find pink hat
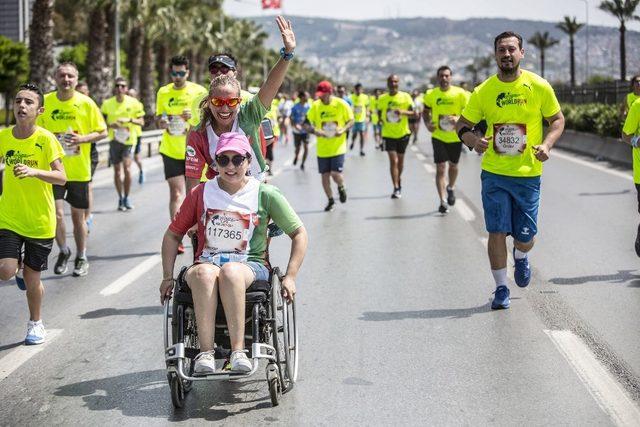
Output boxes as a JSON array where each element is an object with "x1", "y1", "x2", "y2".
[{"x1": 215, "y1": 132, "x2": 251, "y2": 156}]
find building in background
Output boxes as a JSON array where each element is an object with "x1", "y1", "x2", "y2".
[{"x1": 0, "y1": 0, "x2": 34, "y2": 43}]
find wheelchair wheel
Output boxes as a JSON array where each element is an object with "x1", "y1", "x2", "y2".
[
  {"x1": 270, "y1": 269, "x2": 298, "y2": 392},
  {"x1": 169, "y1": 373, "x2": 185, "y2": 409},
  {"x1": 171, "y1": 303, "x2": 197, "y2": 393}
]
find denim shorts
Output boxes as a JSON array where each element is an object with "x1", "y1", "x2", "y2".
[
  {"x1": 481, "y1": 170, "x2": 541, "y2": 243},
  {"x1": 317, "y1": 154, "x2": 345, "y2": 174},
  {"x1": 196, "y1": 258, "x2": 270, "y2": 282},
  {"x1": 352, "y1": 122, "x2": 366, "y2": 132}
]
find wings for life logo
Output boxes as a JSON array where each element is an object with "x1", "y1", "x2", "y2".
[
  {"x1": 436, "y1": 97, "x2": 454, "y2": 106},
  {"x1": 496, "y1": 92, "x2": 527, "y2": 108},
  {"x1": 51, "y1": 109, "x2": 76, "y2": 121},
  {"x1": 4, "y1": 150, "x2": 37, "y2": 167},
  {"x1": 168, "y1": 97, "x2": 188, "y2": 108}
]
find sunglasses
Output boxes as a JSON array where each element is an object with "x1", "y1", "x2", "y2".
[
  {"x1": 215, "y1": 154, "x2": 247, "y2": 167},
  {"x1": 210, "y1": 97, "x2": 242, "y2": 108},
  {"x1": 210, "y1": 64, "x2": 233, "y2": 74},
  {"x1": 170, "y1": 71, "x2": 187, "y2": 77},
  {"x1": 115, "y1": 84, "x2": 127, "y2": 88}
]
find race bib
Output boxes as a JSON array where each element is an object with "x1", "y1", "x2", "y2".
[
  {"x1": 493, "y1": 124, "x2": 527, "y2": 156},
  {"x1": 386, "y1": 110, "x2": 400, "y2": 123},
  {"x1": 438, "y1": 115, "x2": 457, "y2": 132},
  {"x1": 354, "y1": 106, "x2": 363, "y2": 115},
  {"x1": 204, "y1": 209, "x2": 250, "y2": 254},
  {"x1": 321, "y1": 121, "x2": 338, "y2": 138},
  {"x1": 56, "y1": 133, "x2": 80, "y2": 156},
  {"x1": 168, "y1": 116, "x2": 186, "y2": 136},
  {"x1": 114, "y1": 127, "x2": 130, "y2": 144}
]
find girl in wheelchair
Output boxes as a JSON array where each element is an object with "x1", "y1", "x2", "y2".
[{"x1": 160, "y1": 132, "x2": 307, "y2": 374}]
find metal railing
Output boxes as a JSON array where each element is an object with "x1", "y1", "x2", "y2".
[{"x1": 555, "y1": 81, "x2": 632, "y2": 105}]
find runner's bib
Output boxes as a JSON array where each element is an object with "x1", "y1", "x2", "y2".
[
  {"x1": 386, "y1": 110, "x2": 400, "y2": 123},
  {"x1": 322, "y1": 121, "x2": 338, "y2": 137},
  {"x1": 438, "y1": 115, "x2": 457, "y2": 132},
  {"x1": 354, "y1": 106, "x2": 363, "y2": 115},
  {"x1": 204, "y1": 209, "x2": 250, "y2": 258},
  {"x1": 56, "y1": 133, "x2": 80, "y2": 156},
  {"x1": 493, "y1": 124, "x2": 527, "y2": 156},
  {"x1": 114, "y1": 127, "x2": 130, "y2": 144},
  {"x1": 168, "y1": 115, "x2": 186, "y2": 136}
]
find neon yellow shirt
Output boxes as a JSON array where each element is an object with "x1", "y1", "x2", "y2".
[
  {"x1": 461, "y1": 70, "x2": 561, "y2": 177},
  {"x1": 37, "y1": 91, "x2": 106, "y2": 182},
  {"x1": 377, "y1": 91, "x2": 413, "y2": 139},
  {"x1": 0, "y1": 127, "x2": 64, "y2": 239},
  {"x1": 156, "y1": 81, "x2": 208, "y2": 160},
  {"x1": 100, "y1": 95, "x2": 145, "y2": 146},
  {"x1": 267, "y1": 99, "x2": 281, "y2": 137},
  {"x1": 306, "y1": 97, "x2": 354, "y2": 158},
  {"x1": 622, "y1": 99, "x2": 640, "y2": 184},
  {"x1": 423, "y1": 86, "x2": 470, "y2": 143},
  {"x1": 350, "y1": 93, "x2": 369, "y2": 123},
  {"x1": 627, "y1": 92, "x2": 640, "y2": 110},
  {"x1": 369, "y1": 95, "x2": 379, "y2": 124}
]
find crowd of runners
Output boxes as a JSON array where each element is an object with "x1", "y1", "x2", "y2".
[{"x1": 1, "y1": 16, "x2": 639, "y2": 356}]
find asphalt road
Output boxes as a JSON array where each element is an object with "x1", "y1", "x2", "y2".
[{"x1": 0, "y1": 128, "x2": 638, "y2": 426}]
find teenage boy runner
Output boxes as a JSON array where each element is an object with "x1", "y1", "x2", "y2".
[{"x1": 349, "y1": 83, "x2": 369, "y2": 156}]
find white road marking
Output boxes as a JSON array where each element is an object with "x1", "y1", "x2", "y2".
[
  {"x1": 100, "y1": 254, "x2": 161, "y2": 296},
  {"x1": 553, "y1": 151, "x2": 633, "y2": 182},
  {"x1": 545, "y1": 330, "x2": 640, "y2": 426},
  {"x1": 0, "y1": 329, "x2": 63, "y2": 381},
  {"x1": 422, "y1": 163, "x2": 436, "y2": 174},
  {"x1": 455, "y1": 198, "x2": 476, "y2": 222},
  {"x1": 415, "y1": 153, "x2": 426, "y2": 161}
]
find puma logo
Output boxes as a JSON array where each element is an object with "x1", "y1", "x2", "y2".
[{"x1": 35, "y1": 143, "x2": 43, "y2": 150}]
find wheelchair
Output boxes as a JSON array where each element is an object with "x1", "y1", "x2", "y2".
[{"x1": 163, "y1": 232, "x2": 298, "y2": 409}]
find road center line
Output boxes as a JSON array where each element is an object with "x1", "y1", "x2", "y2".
[
  {"x1": 422, "y1": 163, "x2": 435, "y2": 174},
  {"x1": 553, "y1": 151, "x2": 632, "y2": 182},
  {"x1": 544, "y1": 329, "x2": 640, "y2": 426},
  {"x1": 0, "y1": 329, "x2": 63, "y2": 382},
  {"x1": 100, "y1": 254, "x2": 161, "y2": 296},
  {"x1": 455, "y1": 199, "x2": 475, "y2": 222}
]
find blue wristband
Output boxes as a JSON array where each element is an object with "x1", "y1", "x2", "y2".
[{"x1": 280, "y1": 47, "x2": 294, "y2": 61}]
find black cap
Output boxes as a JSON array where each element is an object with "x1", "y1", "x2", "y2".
[{"x1": 208, "y1": 55, "x2": 237, "y2": 70}]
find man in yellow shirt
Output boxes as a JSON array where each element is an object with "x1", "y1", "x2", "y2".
[
  {"x1": 423, "y1": 65, "x2": 470, "y2": 213},
  {"x1": 37, "y1": 62, "x2": 107, "y2": 277},
  {"x1": 370, "y1": 88, "x2": 383, "y2": 149},
  {"x1": 156, "y1": 55, "x2": 207, "y2": 253},
  {"x1": 306, "y1": 80, "x2": 354, "y2": 212},
  {"x1": 378, "y1": 74, "x2": 414, "y2": 199},
  {"x1": 349, "y1": 83, "x2": 369, "y2": 156},
  {"x1": 621, "y1": 98, "x2": 640, "y2": 257},
  {"x1": 101, "y1": 77, "x2": 145, "y2": 211},
  {"x1": 456, "y1": 32, "x2": 565, "y2": 309},
  {"x1": 0, "y1": 84, "x2": 66, "y2": 344},
  {"x1": 621, "y1": 75, "x2": 640, "y2": 118}
]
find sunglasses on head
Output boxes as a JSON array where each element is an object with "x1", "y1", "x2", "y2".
[
  {"x1": 210, "y1": 64, "x2": 233, "y2": 74},
  {"x1": 215, "y1": 154, "x2": 247, "y2": 167},
  {"x1": 210, "y1": 97, "x2": 242, "y2": 108},
  {"x1": 171, "y1": 71, "x2": 187, "y2": 77}
]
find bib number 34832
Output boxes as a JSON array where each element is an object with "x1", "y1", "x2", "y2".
[
  {"x1": 205, "y1": 209, "x2": 250, "y2": 254},
  {"x1": 493, "y1": 123, "x2": 527, "y2": 156}
]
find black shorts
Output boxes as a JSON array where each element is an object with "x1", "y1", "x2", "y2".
[
  {"x1": 162, "y1": 154, "x2": 185, "y2": 180},
  {"x1": 0, "y1": 229, "x2": 54, "y2": 272},
  {"x1": 317, "y1": 154, "x2": 345, "y2": 174},
  {"x1": 383, "y1": 135, "x2": 410, "y2": 154},
  {"x1": 134, "y1": 136, "x2": 142, "y2": 155},
  {"x1": 293, "y1": 133, "x2": 309, "y2": 148},
  {"x1": 636, "y1": 184, "x2": 640, "y2": 214},
  {"x1": 109, "y1": 140, "x2": 133, "y2": 164},
  {"x1": 90, "y1": 143, "x2": 99, "y2": 180},
  {"x1": 266, "y1": 144, "x2": 274, "y2": 161},
  {"x1": 53, "y1": 181, "x2": 90, "y2": 209},
  {"x1": 432, "y1": 138, "x2": 462, "y2": 164}
]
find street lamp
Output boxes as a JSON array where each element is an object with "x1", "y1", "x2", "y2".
[
  {"x1": 578, "y1": 0, "x2": 589, "y2": 83},
  {"x1": 115, "y1": 0, "x2": 121, "y2": 77}
]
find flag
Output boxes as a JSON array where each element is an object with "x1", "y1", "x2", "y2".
[{"x1": 261, "y1": 0, "x2": 281, "y2": 9}]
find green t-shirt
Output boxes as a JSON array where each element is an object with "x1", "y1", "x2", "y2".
[
  {"x1": 350, "y1": 93, "x2": 369, "y2": 123},
  {"x1": 0, "y1": 126, "x2": 64, "y2": 239},
  {"x1": 36, "y1": 91, "x2": 107, "y2": 182},
  {"x1": 377, "y1": 91, "x2": 413, "y2": 139},
  {"x1": 306, "y1": 97, "x2": 354, "y2": 158},
  {"x1": 461, "y1": 70, "x2": 561, "y2": 177},
  {"x1": 622, "y1": 99, "x2": 640, "y2": 184},
  {"x1": 100, "y1": 95, "x2": 145, "y2": 146},
  {"x1": 156, "y1": 81, "x2": 208, "y2": 160},
  {"x1": 423, "y1": 86, "x2": 470, "y2": 143}
]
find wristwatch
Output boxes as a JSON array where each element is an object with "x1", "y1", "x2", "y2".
[{"x1": 280, "y1": 47, "x2": 294, "y2": 61}]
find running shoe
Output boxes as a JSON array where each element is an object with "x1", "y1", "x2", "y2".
[
  {"x1": 230, "y1": 350, "x2": 252, "y2": 373},
  {"x1": 177, "y1": 243, "x2": 185, "y2": 255},
  {"x1": 491, "y1": 285, "x2": 510, "y2": 310},
  {"x1": 300, "y1": 163, "x2": 305, "y2": 171},
  {"x1": 193, "y1": 350, "x2": 216, "y2": 375},
  {"x1": 439, "y1": 203, "x2": 449, "y2": 214},
  {"x1": 338, "y1": 185, "x2": 347, "y2": 203},
  {"x1": 25, "y1": 320, "x2": 46, "y2": 345},
  {"x1": 72, "y1": 257, "x2": 89, "y2": 277},
  {"x1": 118, "y1": 198, "x2": 126, "y2": 211},
  {"x1": 360, "y1": 151, "x2": 365, "y2": 156},
  {"x1": 293, "y1": 157, "x2": 298, "y2": 166},
  {"x1": 635, "y1": 223, "x2": 640, "y2": 258},
  {"x1": 446, "y1": 186, "x2": 456, "y2": 206},
  {"x1": 513, "y1": 248, "x2": 531, "y2": 288},
  {"x1": 349, "y1": 142, "x2": 355, "y2": 150},
  {"x1": 54, "y1": 249, "x2": 71, "y2": 275},
  {"x1": 138, "y1": 170, "x2": 145, "y2": 184},
  {"x1": 15, "y1": 267, "x2": 26, "y2": 291},
  {"x1": 391, "y1": 188, "x2": 401, "y2": 199},
  {"x1": 123, "y1": 197, "x2": 134, "y2": 210},
  {"x1": 324, "y1": 198, "x2": 335, "y2": 212}
]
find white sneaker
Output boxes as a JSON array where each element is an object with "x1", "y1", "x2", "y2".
[
  {"x1": 193, "y1": 350, "x2": 216, "y2": 375},
  {"x1": 230, "y1": 350, "x2": 252, "y2": 372},
  {"x1": 25, "y1": 320, "x2": 46, "y2": 345}
]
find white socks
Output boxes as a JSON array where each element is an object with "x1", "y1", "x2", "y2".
[
  {"x1": 491, "y1": 268, "x2": 508, "y2": 288},
  {"x1": 514, "y1": 248, "x2": 527, "y2": 259}
]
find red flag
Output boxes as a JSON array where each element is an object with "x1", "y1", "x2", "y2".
[{"x1": 261, "y1": 0, "x2": 281, "y2": 9}]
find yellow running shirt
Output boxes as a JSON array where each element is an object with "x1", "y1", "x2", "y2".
[
  {"x1": 627, "y1": 92, "x2": 639, "y2": 110},
  {"x1": 369, "y1": 95, "x2": 379, "y2": 124},
  {"x1": 267, "y1": 99, "x2": 281, "y2": 138},
  {"x1": 306, "y1": 97, "x2": 354, "y2": 158},
  {"x1": 0, "y1": 127, "x2": 64, "y2": 239},
  {"x1": 622, "y1": 99, "x2": 640, "y2": 184},
  {"x1": 461, "y1": 70, "x2": 561, "y2": 177},
  {"x1": 350, "y1": 93, "x2": 369, "y2": 123},
  {"x1": 100, "y1": 95, "x2": 145, "y2": 146},
  {"x1": 423, "y1": 86, "x2": 470, "y2": 143},
  {"x1": 156, "y1": 81, "x2": 208, "y2": 160},
  {"x1": 377, "y1": 91, "x2": 413, "y2": 139},
  {"x1": 36, "y1": 91, "x2": 106, "y2": 182}
]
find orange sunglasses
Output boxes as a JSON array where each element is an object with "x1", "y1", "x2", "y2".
[{"x1": 210, "y1": 97, "x2": 242, "y2": 108}]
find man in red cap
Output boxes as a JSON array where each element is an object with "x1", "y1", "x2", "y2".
[{"x1": 305, "y1": 81, "x2": 354, "y2": 211}]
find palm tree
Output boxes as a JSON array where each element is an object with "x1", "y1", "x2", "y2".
[
  {"x1": 557, "y1": 16, "x2": 584, "y2": 86},
  {"x1": 29, "y1": 0, "x2": 55, "y2": 91},
  {"x1": 528, "y1": 31, "x2": 560, "y2": 78},
  {"x1": 465, "y1": 63, "x2": 479, "y2": 85},
  {"x1": 599, "y1": 0, "x2": 640, "y2": 81}
]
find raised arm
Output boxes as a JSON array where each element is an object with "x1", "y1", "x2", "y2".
[{"x1": 257, "y1": 16, "x2": 296, "y2": 109}]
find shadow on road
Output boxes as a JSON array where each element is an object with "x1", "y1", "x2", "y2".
[
  {"x1": 87, "y1": 252, "x2": 159, "y2": 262},
  {"x1": 549, "y1": 270, "x2": 640, "y2": 287},
  {"x1": 365, "y1": 210, "x2": 441, "y2": 220},
  {"x1": 79, "y1": 306, "x2": 162, "y2": 319},
  {"x1": 0, "y1": 341, "x2": 24, "y2": 352},
  {"x1": 349, "y1": 195, "x2": 391, "y2": 201},
  {"x1": 359, "y1": 302, "x2": 492, "y2": 321},
  {"x1": 578, "y1": 189, "x2": 631, "y2": 196}
]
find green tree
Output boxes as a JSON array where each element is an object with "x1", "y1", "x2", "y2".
[
  {"x1": 0, "y1": 37, "x2": 29, "y2": 126},
  {"x1": 58, "y1": 43, "x2": 88, "y2": 79},
  {"x1": 528, "y1": 31, "x2": 560, "y2": 78},
  {"x1": 557, "y1": 16, "x2": 584, "y2": 87},
  {"x1": 598, "y1": 0, "x2": 640, "y2": 81}
]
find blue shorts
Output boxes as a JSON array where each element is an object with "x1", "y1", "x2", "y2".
[
  {"x1": 317, "y1": 154, "x2": 345, "y2": 174},
  {"x1": 352, "y1": 122, "x2": 366, "y2": 133},
  {"x1": 481, "y1": 170, "x2": 541, "y2": 243},
  {"x1": 195, "y1": 259, "x2": 270, "y2": 282}
]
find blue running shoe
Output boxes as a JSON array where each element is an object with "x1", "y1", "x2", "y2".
[
  {"x1": 491, "y1": 285, "x2": 510, "y2": 310},
  {"x1": 513, "y1": 248, "x2": 531, "y2": 288},
  {"x1": 138, "y1": 170, "x2": 145, "y2": 184},
  {"x1": 15, "y1": 269, "x2": 26, "y2": 291},
  {"x1": 24, "y1": 320, "x2": 46, "y2": 345}
]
